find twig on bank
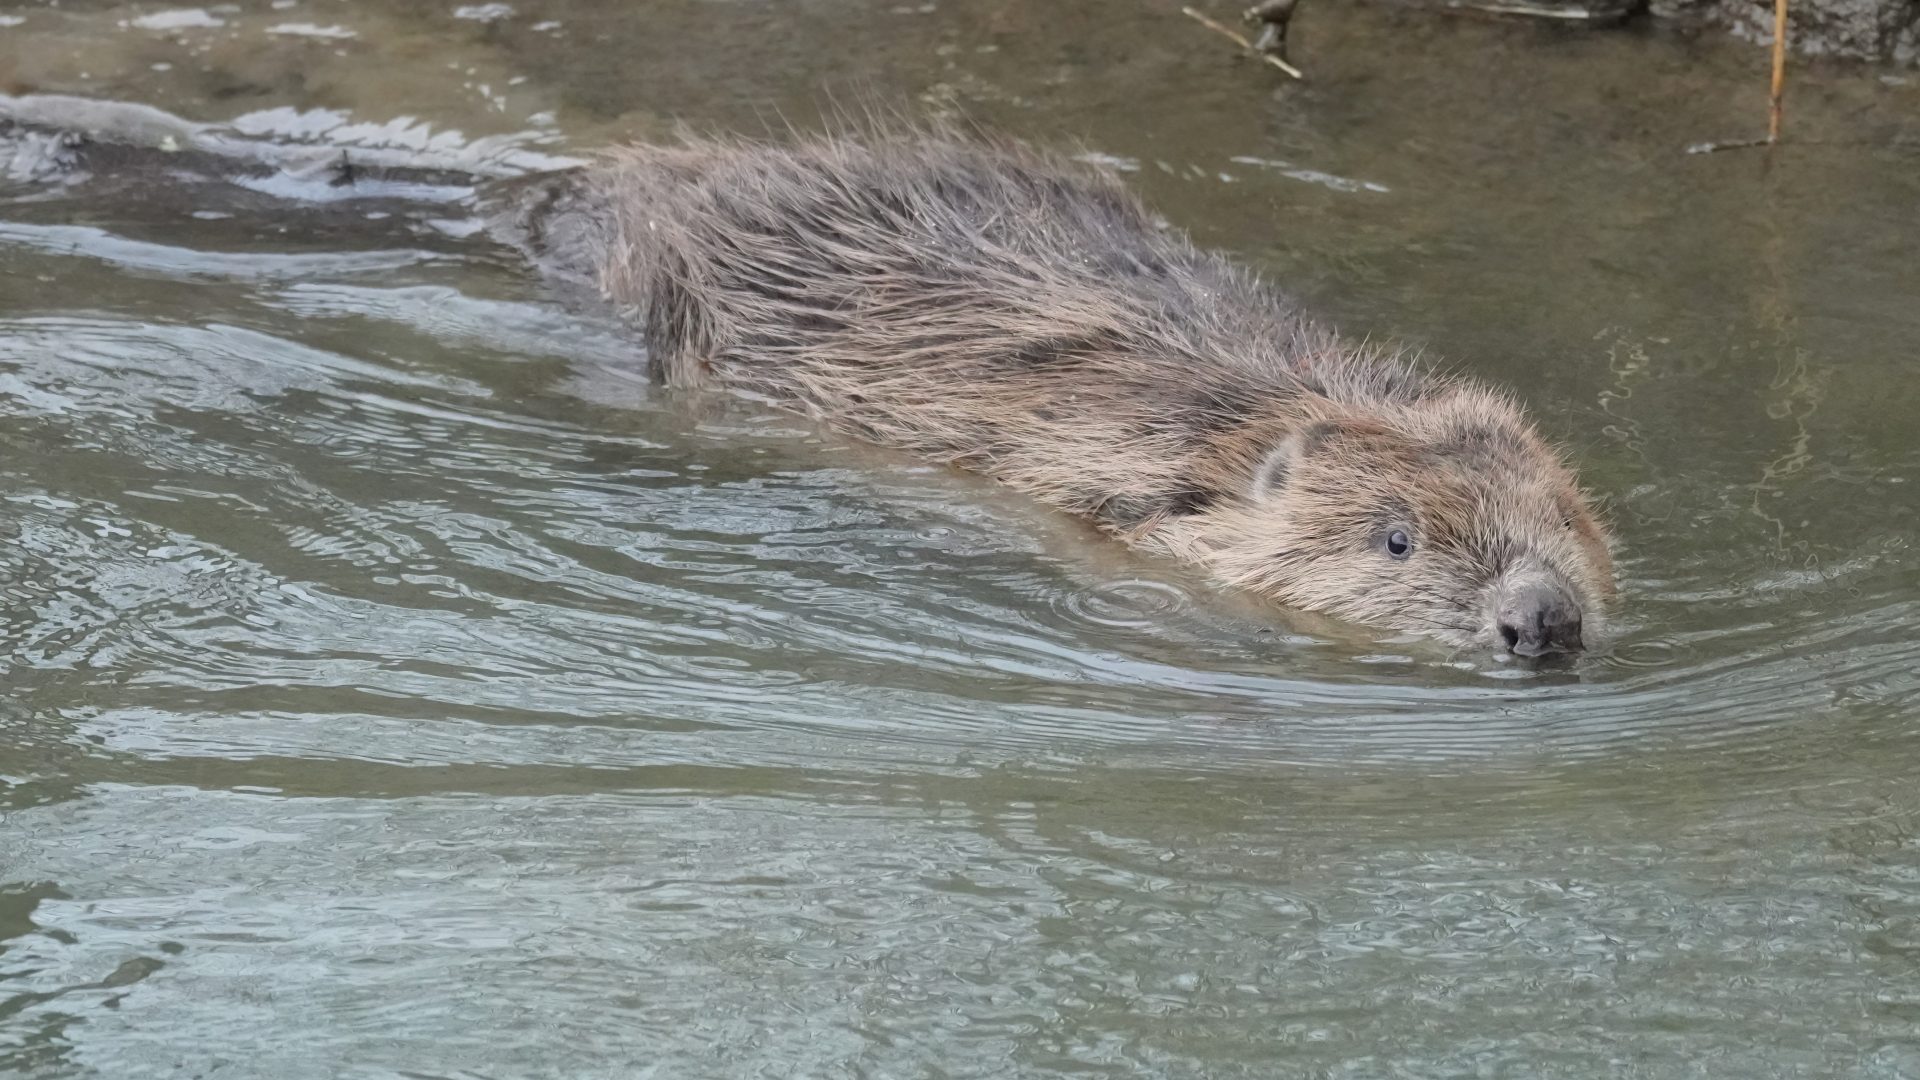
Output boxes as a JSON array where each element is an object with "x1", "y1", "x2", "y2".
[
  {"x1": 1428, "y1": 0, "x2": 1643, "y2": 24},
  {"x1": 1180, "y1": 6, "x2": 1306, "y2": 80},
  {"x1": 1446, "y1": 3, "x2": 1610, "y2": 20}
]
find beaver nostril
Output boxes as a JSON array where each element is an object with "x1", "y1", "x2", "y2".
[{"x1": 1498, "y1": 582, "x2": 1584, "y2": 657}]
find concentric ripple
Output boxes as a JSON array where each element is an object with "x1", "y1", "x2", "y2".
[{"x1": 1057, "y1": 579, "x2": 1196, "y2": 631}]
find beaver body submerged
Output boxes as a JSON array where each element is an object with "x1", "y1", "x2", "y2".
[{"x1": 493, "y1": 133, "x2": 1615, "y2": 656}]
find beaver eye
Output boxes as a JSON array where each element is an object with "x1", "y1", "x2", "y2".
[{"x1": 1383, "y1": 529, "x2": 1413, "y2": 559}]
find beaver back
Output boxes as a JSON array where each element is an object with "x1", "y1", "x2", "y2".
[{"x1": 502, "y1": 133, "x2": 1447, "y2": 533}]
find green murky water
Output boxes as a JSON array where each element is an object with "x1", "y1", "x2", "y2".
[{"x1": 3, "y1": 2, "x2": 1918, "y2": 1076}]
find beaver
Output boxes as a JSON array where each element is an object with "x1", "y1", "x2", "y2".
[
  {"x1": 0, "y1": 96, "x2": 1614, "y2": 654},
  {"x1": 491, "y1": 131, "x2": 1617, "y2": 656}
]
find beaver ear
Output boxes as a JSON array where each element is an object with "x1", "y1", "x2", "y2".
[{"x1": 1251, "y1": 420, "x2": 1343, "y2": 501}]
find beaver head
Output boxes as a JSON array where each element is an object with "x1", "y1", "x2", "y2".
[{"x1": 1179, "y1": 386, "x2": 1616, "y2": 658}]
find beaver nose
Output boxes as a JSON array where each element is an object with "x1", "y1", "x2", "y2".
[{"x1": 1496, "y1": 583, "x2": 1583, "y2": 657}]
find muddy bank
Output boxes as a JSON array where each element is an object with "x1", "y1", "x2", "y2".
[
  {"x1": 1378, "y1": 0, "x2": 1920, "y2": 62},
  {"x1": 1653, "y1": 0, "x2": 1920, "y2": 61}
]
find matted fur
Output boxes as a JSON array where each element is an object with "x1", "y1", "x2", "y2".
[{"x1": 492, "y1": 129, "x2": 1616, "y2": 650}]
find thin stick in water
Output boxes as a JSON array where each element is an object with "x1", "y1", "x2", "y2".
[
  {"x1": 1686, "y1": 0, "x2": 1790, "y2": 154},
  {"x1": 1768, "y1": 0, "x2": 1789, "y2": 143},
  {"x1": 1180, "y1": 6, "x2": 1306, "y2": 80}
]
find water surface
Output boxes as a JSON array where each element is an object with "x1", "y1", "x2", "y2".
[{"x1": 2, "y1": 2, "x2": 1918, "y2": 1077}]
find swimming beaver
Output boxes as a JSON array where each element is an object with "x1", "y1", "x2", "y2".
[
  {"x1": 0, "y1": 96, "x2": 1613, "y2": 655},
  {"x1": 492, "y1": 132, "x2": 1616, "y2": 656}
]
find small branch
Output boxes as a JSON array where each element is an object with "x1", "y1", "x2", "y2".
[
  {"x1": 1768, "y1": 0, "x2": 1789, "y2": 143},
  {"x1": 1181, "y1": 6, "x2": 1306, "y2": 80}
]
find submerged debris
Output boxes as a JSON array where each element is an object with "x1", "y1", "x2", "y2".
[
  {"x1": 1245, "y1": 0, "x2": 1301, "y2": 61},
  {"x1": 1180, "y1": 5, "x2": 1306, "y2": 79}
]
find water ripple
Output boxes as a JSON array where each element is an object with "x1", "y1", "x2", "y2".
[
  {"x1": 0, "y1": 247, "x2": 1913, "y2": 797},
  {"x1": 2, "y1": 30, "x2": 1920, "y2": 1078}
]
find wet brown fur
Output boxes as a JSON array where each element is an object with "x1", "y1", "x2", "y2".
[{"x1": 491, "y1": 129, "x2": 1616, "y2": 649}]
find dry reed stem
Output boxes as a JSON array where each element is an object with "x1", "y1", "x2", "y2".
[
  {"x1": 1685, "y1": 0, "x2": 1790, "y2": 154},
  {"x1": 1768, "y1": 0, "x2": 1789, "y2": 143}
]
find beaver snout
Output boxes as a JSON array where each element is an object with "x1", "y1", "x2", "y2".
[{"x1": 1496, "y1": 582, "x2": 1584, "y2": 657}]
